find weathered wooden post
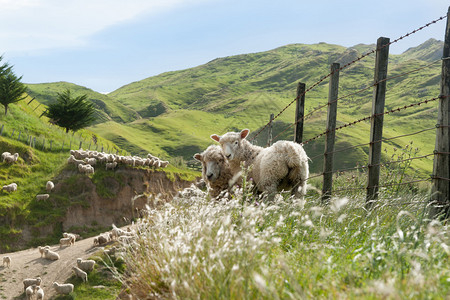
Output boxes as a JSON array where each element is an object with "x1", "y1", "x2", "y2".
[
  {"x1": 0, "y1": 125, "x2": 4, "y2": 136},
  {"x1": 267, "y1": 113, "x2": 274, "y2": 146},
  {"x1": 294, "y1": 82, "x2": 306, "y2": 144},
  {"x1": 322, "y1": 63, "x2": 340, "y2": 202},
  {"x1": 17, "y1": 131, "x2": 21, "y2": 141},
  {"x1": 79, "y1": 141, "x2": 82, "y2": 149},
  {"x1": 42, "y1": 138, "x2": 46, "y2": 150},
  {"x1": 430, "y1": 6, "x2": 450, "y2": 219},
  {"x1": 366, "y1": 37, "x2": 390, "y2": 206}
]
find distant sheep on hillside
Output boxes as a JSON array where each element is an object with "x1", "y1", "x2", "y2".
[
  {"x1": 46, "y1": 180, "x2": 54, "y2": 192},
  {"x1": 2, "y1": 183, "x2": 17, "y2": 193}
]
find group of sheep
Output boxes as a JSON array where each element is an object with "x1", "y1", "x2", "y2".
[
  {"x1": 194, "y1": 128, "x2": 310, "y2": 200},
  {"x1": 93, "y1": 223, "x2": 136, "y2": 246},
  {"x1": 67, "y1": 149, "x2": 170, "y2": 175}
]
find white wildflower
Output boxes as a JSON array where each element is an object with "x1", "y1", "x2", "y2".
[
  {"x1": 253, "y1": 273, "x2": 267, "y2": 291},
  {"x1": 331, "y1": 197, "x2": 349, "y2": 212}
]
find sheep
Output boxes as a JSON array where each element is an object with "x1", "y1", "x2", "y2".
[
  {"x1": 84, "y1": 157, "x2": 97, "y2": 166},
  {"x1": 94, "y1": 233, "x2": 110, "y2": 246},
  {"x1": 63, "y1": 232, "x2": 77, "y2": 243},
  {"x1": 38, "y1": 246, "x2": 50, "y2": 258},
  {"x1": 211, "y1": 129, "x2": 309, "y2": 199},
  {"x1": 76, "y1": 258, "x2": 96, "y2": 272},
  {"x1": 2, "y1": 256, "x2": 11, "y2": 268},
  {"x1": 1, "y1": 151, "x2": 11, "y2": 161},
  {"x1": 111, "y1": 224, "x2": 134, "y2": 240},
  {"x1": 194, "y1": 145, "x2": 237, "y2": 198},
  {"x1": 25, "y1": 284, "x2": 37, "y2": 300},
  {"x1": 103, "y1": 246, "x2": 117, "y2": 256},
  {"x1": 105, "y1": 161, "x2": 118, "y2": 170},
  {"x1": 44, "y1": 248, "x2": 60, "y2": 260},
  {"x1": 46, "y1": 180, "x2": 54, "y2": 192},
  {"x1": 4, "y1": 152, "x2": 19, "y2": 163},
  {"x1": 159, "y1": 160, "x2": 170, "y2": 168},
  {"x1": 2, "y1": 182, "x2": 17, "y2": 193},
  {"x1": 52, "y1": 282, "x2": 74, "y2": 295},
  {"x1": 36, "y1": 194, "x2": 50, "y2": 201},
  {"x1": 67, "y1": 155, "x2": 85, "y2": 166},
  {"x1": 35, "y1": 286, "x2": 44, "y2": 300},
  {"x1": 72, "y1": 266, "x2": 88, "y2": 282},
  {"x1": 59, "y1": 237, "x2": 73, "y2": 248},
  {"x1": 23, "y1": 277, "x2": 41, "y2": 292},
  {"x1": 78, "y1": 163, "x2": 94, "y2": 174}
]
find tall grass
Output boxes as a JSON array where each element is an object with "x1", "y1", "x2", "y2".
[{"x1": 112, "y1": 183, "x2": 449, "y2": 299}]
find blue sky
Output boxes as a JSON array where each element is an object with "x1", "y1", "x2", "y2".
[{"x1": 1, "y1": 0, "x2": 448, "y2": 93}]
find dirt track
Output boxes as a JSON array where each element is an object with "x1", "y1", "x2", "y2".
[{"x1": 0, "y1": 235, "x2": 104, "y2": 299}]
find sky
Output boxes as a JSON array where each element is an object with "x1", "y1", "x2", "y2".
[{"x1": 0, "y1": 0, "x2": 448, "y2": 93}]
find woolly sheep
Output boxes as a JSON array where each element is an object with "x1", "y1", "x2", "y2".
[
  {"x1": 46, "y1": 180, "x2": 54, "y2": 192},
  {"x1": 111, "y1": 224, "x2": 134, "y2": 240},
  {"x1": 159, "y1": 160, "x2": 169, "y2": 168},
  {"x1": 211, "y1": 129, "x2": 309, "y2": 199},
  {"x1": 105, "y1": 161, "x2": 118, "y2": 170},
  {"x1": 38, "y1": 246, "x2": 50, "y2": 258},
  {"x1": 67, "y1": 155, "x2": 85, "y2": 166},
  {"x1": 36, "y1": 194, "x2": 50, "y2": 201},
  {"x1": 63, "y1": 232, "x2": 77, "y2": 243},
  {"x1": 194, "y1": 145, "x2": 237, "y2": 198},
  {"x1": 84, "y1": 157, "x2": 97, "y2": 166},
  {"x1": 59, "y1": 237, "x2": 73, "y2": 248},
  {"x1": 72, "y1": 266, "x2": 88, "y2": 282},
  {"x1": 2, "y1": 182, "x2": 17, "y2": 193},
  {"x1": 25, "y1": 284, "x2": 37, "y2": 300},
  {"x1": 76, "y1": 258, "x2": 96, "y2": 272},
  {"x1": 52, "y1": 282, "x2": 74, "y2": 295},
  {"x1": 23, "y1": 277, "x2": 41, "y2": 292},
  {"x1": 94, "y1": 233, "x2": 110, "y2": 246},
  {"x1": 35, "y1": 286, "x2": 44, "y2": 300},
  {"x1": 1, "y1": 151, "x2": 11, "y2": 161},
  {"x1": 44, "y1": 248, "x2": 60, "y2": 260},
  {"x1": 4, "y1": 153, "x2": 19, "y2": 163},
  {"x1": 2, "y1": 256, "x2": 11, "y2": 268}
]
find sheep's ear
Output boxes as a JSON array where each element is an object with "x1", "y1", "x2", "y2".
[
  {"x1": 210, "y1": 134, "x2": 221, "y2": 142},
  {"x1": 240, "y1": 129, "x2": 250, "y2": 139},
  {"x1": 194, "y1": 153, "x2": 202, "y2": 161}
]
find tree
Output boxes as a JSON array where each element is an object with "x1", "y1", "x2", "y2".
[
  {"x1": 45, "y1": 89, "x2": 97, "y2": 133},
  {"x1": 0, "y1": 56, "x2": 27, "y2": 116}
]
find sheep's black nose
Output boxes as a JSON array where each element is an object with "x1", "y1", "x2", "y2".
[
  {"x1": 226, "y1": 154, "x2": 231, "y2": 159},
  {"x1": 207, "y1": 173, "x2": 213, "y2": 179}
]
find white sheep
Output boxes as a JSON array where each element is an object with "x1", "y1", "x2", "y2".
[
  {"x1": 159, "y1": 160, "x2": 169, "y2": 168},
  {"x1": 105, "y1": 161, "x2": 118, "y2": 170},
  {"x1": 4, "y1": 153, "x2": 19, "y2": 163},
  {"x1": 59, "y1": 237, "x2": 73, "y2": 248},
  {"x1": 72, "y1": 266, "x2": 88, "y2": 282},
  {"x1": 46, "y1": 180, "x2": 54, "y2": 192},
  {"x1": 2, "y1": 256, "x2": 11, "y2": 268},
  {"x1": 52, "y1": 282, "x2": 74, "y2": 295},
  {"x1": 76, "y1": 258, "x2": 96, "y2": 272},
  {"x1": 23, "y1": 277, "x2": 41, "y2": 292},
  {"x1": 2, "y1": 182, "x2": 17, "y2": 193},
  {"x1": 36, "y1": 194, "x2": 50, "y2": 201},
  {"x1": 38, "y1": 246, "x2": 50, "y2": 258},
  {"x1": 63, "y1": 232, "x2": 77, "y2": 243},
  {"x1": 211, "y1": 129, "x2": 309, "y2": 199},
  {"x1": 25, "y1": 284, "x2": 37, "y2": 300},
  {"x1": 194, "y1": 145, "x2": 237, "y2": 198},
  {"x1": 1, "y1": 151, "x2": 11, "y2": 161},
  {"x1": 84, "y1": 157, "x2": 97, "y2": 166},
  {"x1": 94, "y1": 233, "x2": 110, "y2": 246},
  {"x1": 35, "y1": 286, "x2": 44, "y2": 300},
  {"x1": 111, "y1": 224, "x2": 134, "y2": 240},
  {"x1": 67, "y1": 155, "x2": 85, "y2": 166},
  {"x1": 44, "y1": 248, "x2": 60, "y2": 260}
]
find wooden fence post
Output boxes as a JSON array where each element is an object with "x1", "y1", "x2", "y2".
[
  {"x1": 294, "y1": 82, "x2": 306, "y2": 144},
  {"x1": 267, "y1": 113, "x2": 274, "y2": 146},
  {"x1": 42, "y1": 138, "x2": 45, "y2": 150},
  {"x1": 366, "y1": 37, "x2": 390, "y2": 206},
  {"x1": 11, "y1": 129, "x2": 15, "y2": 138},
  {"x1": 79, "y1": 141, "x2": 82, "y2": 149},
  {"x1": 17, "y1": 131, "x2": 21, "y2": 141},
  {"x1": 430, "y1": 6, "x2": 450, "y2": 219},
  {"x1": 322, "y1": 63, "x2": 340, "y2": 202}
]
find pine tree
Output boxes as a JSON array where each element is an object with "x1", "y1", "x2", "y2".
[
  {"x1": 45, "y1": 89, "x2": 97, "y2": 133},
  {"x1": 0, "y1": 56, "x2": 27, "y2": 116}
]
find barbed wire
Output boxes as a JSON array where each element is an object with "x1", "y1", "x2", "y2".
[{"x1": 249, "y1": 14, "x2": 446, "y2": 142}]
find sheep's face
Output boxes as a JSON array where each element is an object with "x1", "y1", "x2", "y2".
[
  {"x1": 194, "y1": 148, "x2": 225, "y2": 183},
  {"x1": 211, "y1": 129, "x2": 249, "y2": 161}
]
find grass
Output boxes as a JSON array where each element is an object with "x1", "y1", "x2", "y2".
[{"x1": 109, "y1": 171, "x2": 449, "y2": 299}]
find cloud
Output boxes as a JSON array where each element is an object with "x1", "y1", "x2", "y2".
[{"x1": 0, "y1": 0, "x2": 210, "y2": 53}]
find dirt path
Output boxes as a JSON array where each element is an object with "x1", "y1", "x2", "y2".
[{"x1": 0, "y1": 235, "x2": 103, "y2": 299}]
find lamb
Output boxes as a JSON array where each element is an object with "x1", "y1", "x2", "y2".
[
  {"x1": 52, "y1": 282, "x2": 74, "y2": 295},
  {"x1": 23, "y1": 277, "x2": 41, "y2": 292},
  {"x1": 63, "y1": 232, "x2": 77, "y2": 243},
  {"x1": 44, "y1": 248, "x2": 60, "y2": 260},
  {"x1": 35, "y1": 286, "x2": 44, "y2": 300},
  {"x1": 211, "y1": 129, "x2": 309, "y2": 199},
  {"x1": 36, "y1": 194, "x2": 50, "y2": 201},
  {"x1": 105, "y1": 161, "x2": 118, "y2": 170},
  {"x1": 2, "y1": 182, "x2": 17, "y2": 192},
  {"x1": 72, "y1": 266, "x2": 88, "y2": 282},
  {"x1": 38, "y1": 246, "x2": 50, "y2": 258},
  {"x1": 194, "y1": 145, "x2": 236, "y2": 198},
  {"x1": 25, "y1": 284, "x2": 37, "y2": 300},
  {"x1": 4, "y1": 153, "x2": 19, "y2": 163},
  {"x1": 76, "y1": 258, "x2": 96, "y2": 272},
  {"x1": 46, "y1": 180, "x2": 54, "y2": 192},
  {"x1": 59, "y1": 237, "x2": 73, "y2": 248},
  {"x1": 2, "y1": 256, "x2": 11, "y2": 268}
]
